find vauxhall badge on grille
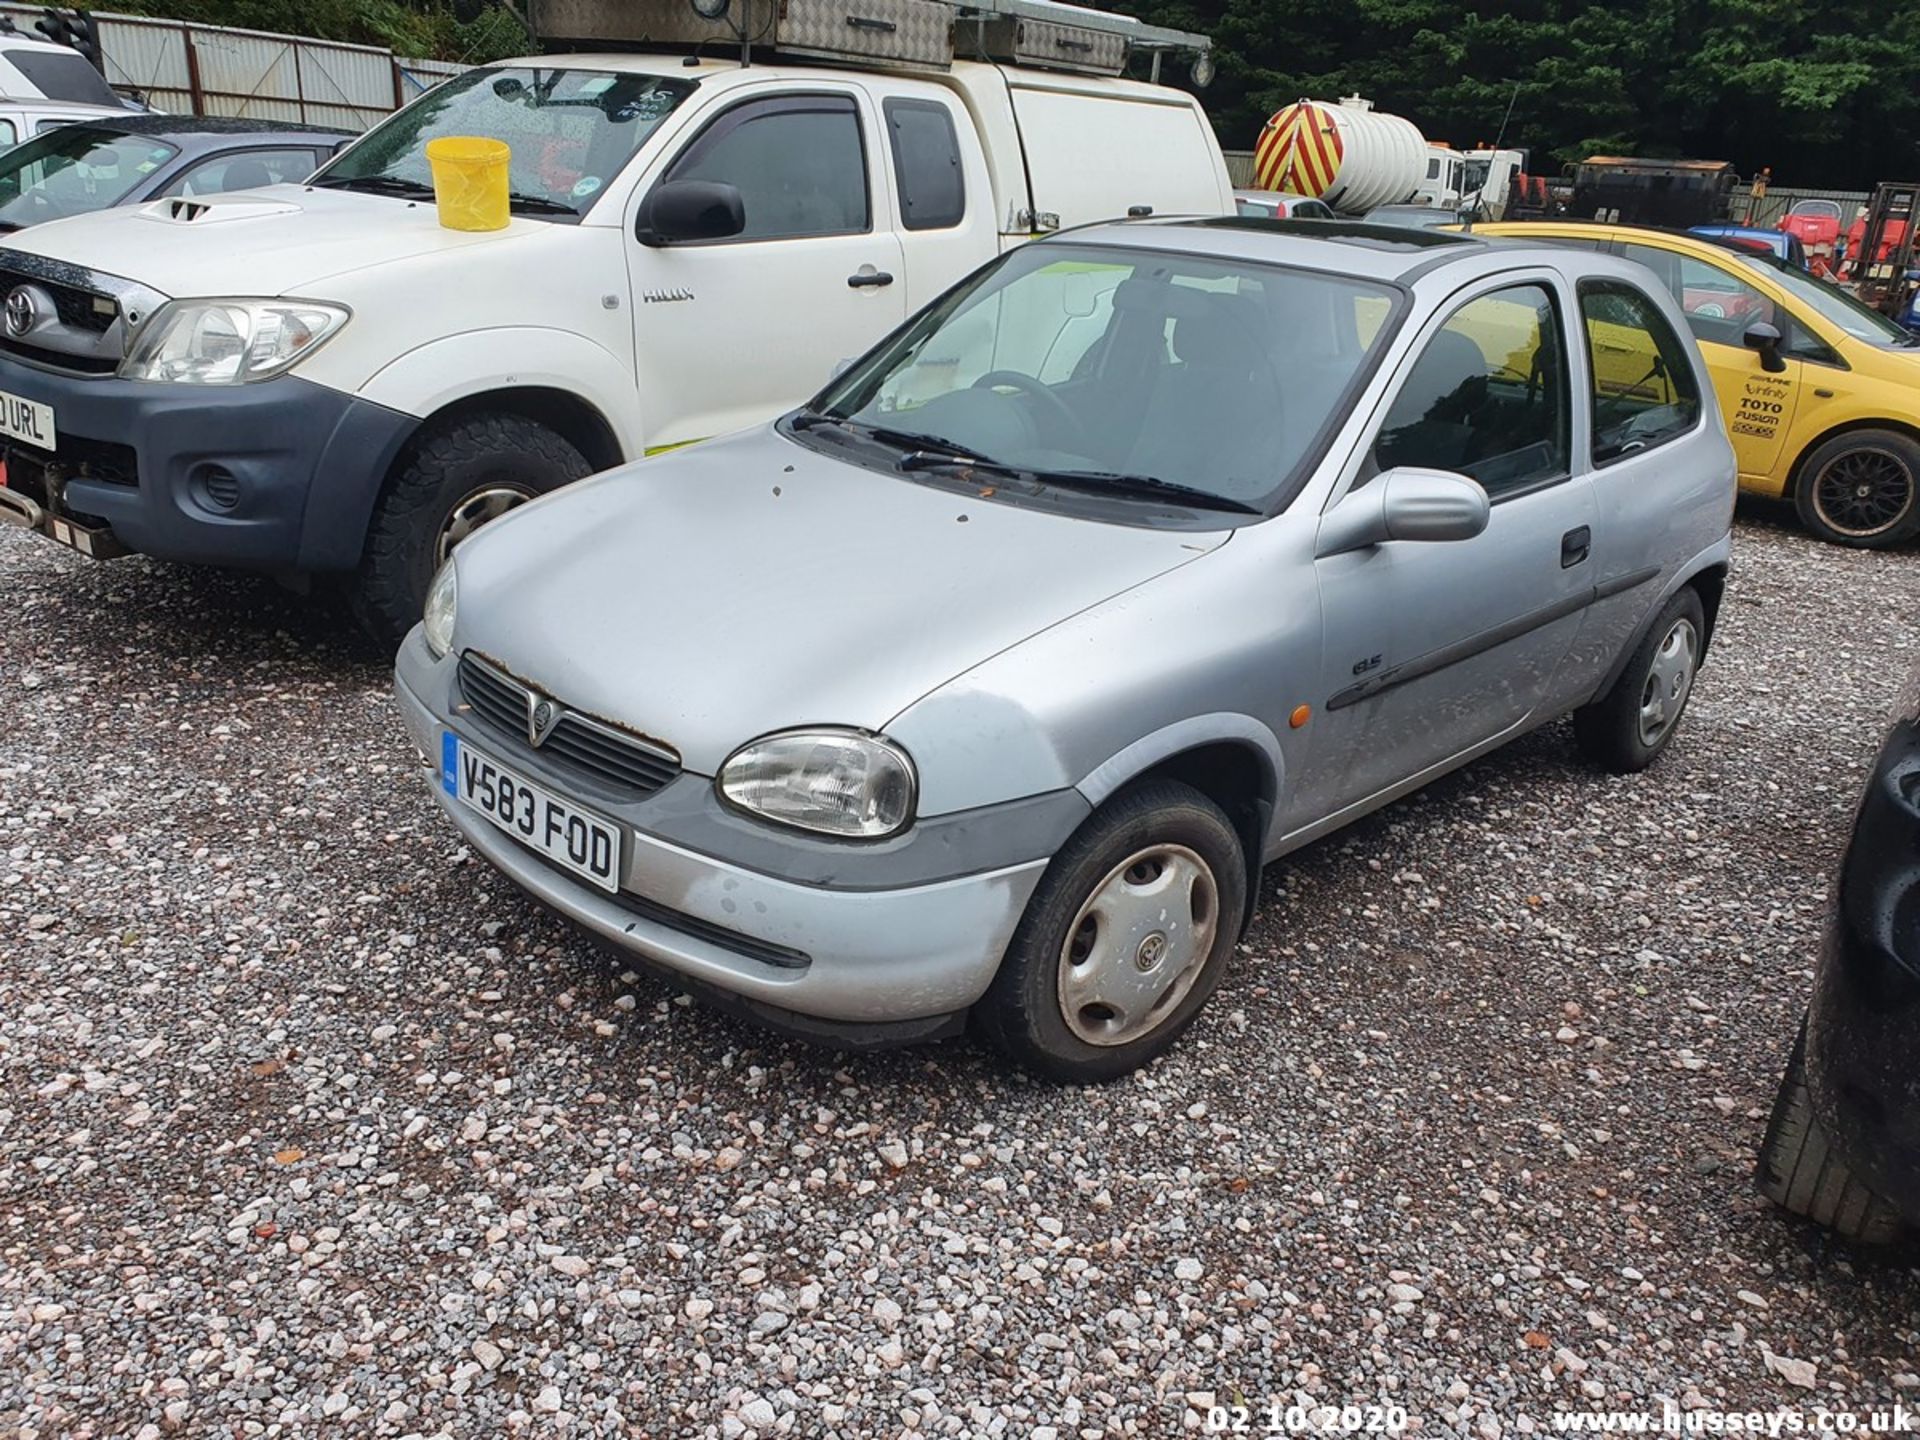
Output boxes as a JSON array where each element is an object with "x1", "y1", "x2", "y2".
[{"x1": 526, "y1": 694, "x2": 563, "y2": 748}]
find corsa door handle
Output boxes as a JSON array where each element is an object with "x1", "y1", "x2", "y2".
[
  {"x1": 847, "y1": 270, "x2": 895, "y2": 288},
  {"x1": 1561, "y1": 525, "x2": 1592, "y2": 568}
]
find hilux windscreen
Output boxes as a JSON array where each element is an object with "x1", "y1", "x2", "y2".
[
  {"x1": 0, "y1": 126, "x2": 178, "y2": 228},
  {"x1": 315, "y1": 67, "x2": 696, "y2": 221}
]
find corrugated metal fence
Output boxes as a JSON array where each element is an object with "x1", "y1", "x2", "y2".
[
  {"x1": 0, "y1": 5, "x2": 467, "y2": 129},
  {"x1": 1728, "y1": 186, "x2": 1871, "y2": 229}
]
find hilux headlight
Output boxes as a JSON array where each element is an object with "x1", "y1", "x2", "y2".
[
  {"x1": 718, "y1": 729, "x2": 916, "y2": 839},
  {"x1": 422, "y1": 560, "x2": 457, "y2": 659},
  {"x1": 120, "y1": 298, "x2": 349, "y2": 384}
]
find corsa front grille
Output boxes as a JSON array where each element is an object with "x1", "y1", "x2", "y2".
[{"x1": 457, "y1": 652, "x2": 681, "y2": 797}]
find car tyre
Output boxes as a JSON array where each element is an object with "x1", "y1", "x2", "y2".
[
  {"x1": 975, "y1": 779, "x2": 1248, "y2": 1083},
  {"x1": 1793, "y1": 428, "x2": 1920, "y2": 549},
  {"x1": 349, "y1": 412, "x2": 592, "y2": 645},
  {"x1": 1756, "y1": 1018, "x2": 1906, "y2": 1244},
  {"x1": 1572, "y1": 586, "x2": 1706, "y2": 774}
]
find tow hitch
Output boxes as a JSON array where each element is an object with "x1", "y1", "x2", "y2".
[{"x1": 0, "y1": 485, "x2": 130, "y2": 559}]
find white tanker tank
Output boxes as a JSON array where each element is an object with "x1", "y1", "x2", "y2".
[{"x1": 1251, "y1": 95, "x2": 1427, "y2": 215}]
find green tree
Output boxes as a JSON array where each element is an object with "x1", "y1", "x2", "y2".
[{"x1": 1115, "y1": 0, "x2": 1920, "y2": 189}]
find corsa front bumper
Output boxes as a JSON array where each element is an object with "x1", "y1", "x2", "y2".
[{"x1": 393, "y1": 629, "x2": 1078, "y2": 1044}]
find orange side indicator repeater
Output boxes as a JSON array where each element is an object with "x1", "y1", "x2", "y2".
[{"x1": 1289, "y1": 704, "x2": 1311, "y2": 729}]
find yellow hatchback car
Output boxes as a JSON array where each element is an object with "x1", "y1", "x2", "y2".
[{"x1": 1473, "y1": 222, "x2": 1920, "y2": 548}]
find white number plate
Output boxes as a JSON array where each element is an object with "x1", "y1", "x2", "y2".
[
  {"x1": 0, "y1": 388, "x2": 55, "y2": 451},
  {"x1": 442, "y1": 733, "x2": 622, "y2": 893}
]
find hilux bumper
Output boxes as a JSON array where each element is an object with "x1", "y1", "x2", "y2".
[
  {"x1": 1804, "y1": 707, "x2": 1920, "y2": 1223},
  {"x1": 0, "y1": 354, "x2": 416, "y2": 572},
  {"x1": 393, "y1": 629, "x2": 1080, "y2": 1046}
]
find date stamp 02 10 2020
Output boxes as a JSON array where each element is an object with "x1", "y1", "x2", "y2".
[{"x1": 1202, "y1": 1401, "x2": 1413, "y2": 1435}]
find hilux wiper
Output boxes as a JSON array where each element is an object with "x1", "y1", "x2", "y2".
[
  {"x1": 507, "y1": 191, "x2": 576, "y2": 216},
  {"x1": 1028, "y1": 469, "x2": 1263, "y2": 515},
  {"x1": 311, "y1": 174, "x2": 435, "y2": 197}
]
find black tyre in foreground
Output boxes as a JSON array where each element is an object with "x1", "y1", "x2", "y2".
[
  {"x1": 1793, "y1": 428, "x2": 1920, "y2": 549},
  {"x1": 1757, "y1": 1020, "x2": 1906, "y2": 1245},
  {"x1": 975, "y1": 780, "x2": 1248, "y2": 1083},
  {"x1": 351, "y1": 412, "x2": 591, "y2": 645},
  {"x1": 1573, "y1": 586, "x2": 1706, "y2": 774}
]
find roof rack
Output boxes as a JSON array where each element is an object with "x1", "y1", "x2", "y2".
[{"x1": 528, "y1": 0, "x2": 1213, "y2": 82}]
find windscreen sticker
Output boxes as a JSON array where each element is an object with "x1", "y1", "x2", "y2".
[{"x1": 571, "y1": 175, "x2": 602, "y2": 198}]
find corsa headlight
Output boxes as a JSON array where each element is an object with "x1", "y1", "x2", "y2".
[
  {"x1": 422, "y1": 560, "x2": 457, "y2": 659},
  {"x1": 718, "y1": 729, "x2": 916, "y2": 839},
  {"x1": 120, "y1": 298, "x2": 349, "y2": 384}
]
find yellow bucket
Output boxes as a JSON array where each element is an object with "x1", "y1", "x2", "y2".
[{"x1": 424, "y1": 136, "x2": 510, "y2": 232}]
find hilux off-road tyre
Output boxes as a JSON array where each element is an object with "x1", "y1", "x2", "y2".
[
  {"x1": 1756, "y1": 1019, "x2": 1906, "y2": 1244},
  {"x1": 349, "y1": 412, "x2": 592, "y2": 646},
  {"x1": 975, "y1": 780, "x2": 1248, "y2": 1084},
  {"x1": 1572, "y1": 586, "x2": 1706, "y2": 775},
  {"x1": 1793, "y1": 428, "x2": 1920, "y2": 550}
]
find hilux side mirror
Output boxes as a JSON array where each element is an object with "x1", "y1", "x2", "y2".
[
  {"x1": 1315, "y1": 467, "x2": 1491, "y2": 558},
  {"x1": 635, "y1": 179, "x2": 745, "y2": 246},
  {"x1": 1743, "y1": 320, "x2": 1787, "y2": 373}
]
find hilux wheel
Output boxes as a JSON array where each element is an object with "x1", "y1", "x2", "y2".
[
  {"x1": 1572, "y1": 587, "x2": 1705, "y2": 774},
  {"x1": 1793, "y1": 429, "x2": 1920, "y2": 549},
  {"x1": 1756, "y1": 1019, "x2": 1906, "y2": 1244},
  {"x1": 350, "y1": 412, "x2": 591, "y2": 645},
  {"x1": 975, "y1": 780, "x2": 1247, "y2": 1083}
]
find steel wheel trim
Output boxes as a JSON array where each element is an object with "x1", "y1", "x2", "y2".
[
  {"x1": 1056, "y1": 842, "x2": 1220, "y2": 1048},
  {"x1": 1812, "y1": 448, "x2": 1916, "y2": 538},
  {"x1": 436, "y1": 484, "x2": 536, "y2": 565},
  {"x1": 1637, "y1": 617, "x2": 1699, "y2": 748}
]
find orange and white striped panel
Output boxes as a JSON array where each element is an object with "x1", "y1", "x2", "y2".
[{"x1": 1253, "y1": 102, "x2": 1345, "y2": 197}]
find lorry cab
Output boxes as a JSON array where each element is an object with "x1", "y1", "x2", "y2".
[{"x1": 0, "y1": 0, "x2": 1229, "y2": 640}]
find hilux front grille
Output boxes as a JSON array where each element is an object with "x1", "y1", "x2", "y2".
[
  {"x1": 0, "y1": 267, "x2": 117, "y2": 334},
  {"x1": 456, "y1": 652, "x2": 681, "y2": 797}
]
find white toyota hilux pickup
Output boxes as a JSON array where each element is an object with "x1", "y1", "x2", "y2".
[{"x1": 0, "y1": 0, "x2": 1229, "y2": 639}]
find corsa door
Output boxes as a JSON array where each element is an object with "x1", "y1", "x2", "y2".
[
  {"x1": 1294, "y1": 276, "x2": 1596, "y2": 830},
  {"x1": 628, "y1": 85, "x2": 906, "y2": 450}
]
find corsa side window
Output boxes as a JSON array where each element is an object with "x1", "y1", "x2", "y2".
[
  {"x1": 1372, "y1": 283, "x2": 1570, "y2": 499},
  {"x1": 883, "y1": 97, "x2": 964, "y2": 231},
  {"x1": 665, "y1": 93, "x2": 870, "y2": 241},
  {"x1": 1578, "y1": 280, "x2": 1702, "y2": 465}
]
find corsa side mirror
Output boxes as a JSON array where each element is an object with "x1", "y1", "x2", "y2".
[
  {"x1": 1743, "y1": 320, "x2": 1787, "y2": 374},
  {"x1": 635, "y1": 179, "x2": 745, "y2": 246},
  {"x1": 1315, "y1": 467, "x2": 1491, "y2": 559}
]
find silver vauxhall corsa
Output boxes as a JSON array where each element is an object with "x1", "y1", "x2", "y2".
[{"x1": 393, "y1": 220, "x2": 1736, "y2": 1082}]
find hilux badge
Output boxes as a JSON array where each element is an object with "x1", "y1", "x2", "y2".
[{"x1": 5, "y1": 287, "x2": 36, "y2": 338}]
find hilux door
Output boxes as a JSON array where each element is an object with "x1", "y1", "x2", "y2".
[
  {"x1": 628, "y1": 85, "x2": 906, "y2": 450},
  {"x1": 1291, "y1": 275, "x2": 1597, "y2": 830}
]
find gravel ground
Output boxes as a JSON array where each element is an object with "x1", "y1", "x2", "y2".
[{"x1": 2, "y1": 505, "x2": 1918, "y2": 1439}]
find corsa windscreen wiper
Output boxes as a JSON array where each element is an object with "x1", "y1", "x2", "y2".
[{"x1": 1028, "y1": 469, "x2": 1264, "y2": 515}]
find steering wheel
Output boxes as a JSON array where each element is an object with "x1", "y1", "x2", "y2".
[{"x1": 970, "y1": 369, "x2": 1087, "y2": 447}]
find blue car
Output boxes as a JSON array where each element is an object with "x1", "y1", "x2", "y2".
[{"x1": 1690, "y1": 224, "x2": 1811, "y2": 271}]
